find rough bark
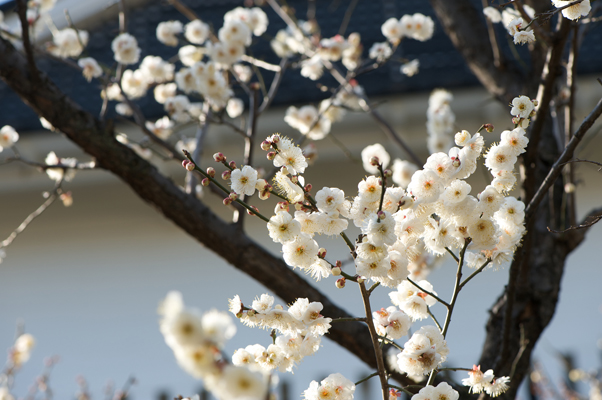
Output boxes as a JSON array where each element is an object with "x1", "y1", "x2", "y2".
[{"x1": 0, "y1": 36, "x2": 409, "y2": 384}]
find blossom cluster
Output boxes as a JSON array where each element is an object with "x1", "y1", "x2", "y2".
[
  {"x1": 158, "y1": 292, "x2": 269, "y2": 400},
  {"x1": 426, "y1": 89, "x2": 456, "y2": 154},
  {"x1": 229, "y1": 294, "x2": 331, "y2": 373},
  {"x1": 462, "y1": 365, "x2": 510, "y2": 397},
  {"x1": 303, "y1": 373, "x2": 355, "y2": 400}
]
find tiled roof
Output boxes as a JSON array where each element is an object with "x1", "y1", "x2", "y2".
[{"x1": 1, "y1": 0, "x2": 601, "y2": 131}]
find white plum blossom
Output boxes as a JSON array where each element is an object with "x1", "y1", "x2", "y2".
[
  {"x1": 361, "y1": 143, "x2": 390, "y2": 174},
  {"x1": 226, "y1": 97, "x2": 244, "y2": 118},
  {"x1": 267, "y1": 212, "x2": 301, "y2": 244},
  {"x1": 51, "y1": 28, "x2": 88, "y2": 58},
  {"x1": 400, "y1": 59, "x2": 420, "y2": 76},
  {"x1": 78, "y1": 57, "x2": 102, "y2": 81},
  {"x1": 483, "y1": 6, "x2": 502, "y2": 23},
  {"x1": 369, "y1": 42, "x2": 392, "y2": 62},
  {"x1": 303, "y1": 373, "x2": 355, "y2": 400},
  {"x1": 230, "y1": 165, "x2": 258, "y2": 196},
  {"x1": 510, "y1": 95, "x2": 535, "y2": 119},
  {"x1": 184, "y1": 19, "x2": 210, "y2": 44},
  {"x1": 552, "y1": 0, "x2": 591, "y2": 20},
  {"x1": 0, "y1": 125, "x2": 19, "y2": 151},
  {"x1": 156, "y1": 20, "x2": 183, "y2": 46},
  {"x1": 112, "y1": 33, "x2": 141, "y2": 65}
]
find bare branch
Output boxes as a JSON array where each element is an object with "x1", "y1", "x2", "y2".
[{"x1": 525, "y1": 96, "x2": 602, "y2": 219}]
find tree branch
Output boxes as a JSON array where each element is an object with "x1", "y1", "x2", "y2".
[
  {"x1": 0, "y1": 35, "x2": 411, "y2": 385},
  {"x1": 525, "y1": 96, "x2": 602, "y2": 219},
  {"x1": 429, "y1": 0, "x2": 523, "y2": 104}
]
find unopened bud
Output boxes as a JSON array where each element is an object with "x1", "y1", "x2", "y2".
[
  {"x1": 336, "y1": 260, "x2": 342, "y2": 269},
  {"x1": 261, "y1": 140, "x2": 271, "y2": 151},
  {"x1": 267, "y1": 151, "x2": 276, "y2": 160},
  {"x1": 336, "y1": 278, "x2": 346, "y2": 289},
  {"x1": 370, "y1": 156, "x2": 380, "y2": 166},
  {"x1": 383, "y1": 169, "x2": 392, "y2": 178},
  {"x1": 530, "y1": 110, "x2": 536, "y2": 117},
  {"x1": 451, "y1": 157, "x2": 461, "y2": 168},
  {"x1": 377, "y1": 210, "x2": 386, "y2": 220},
  {"x1": 274, "y1": 304, "x2": 283, "y2": 310},
  {"x1": 332, "y1": 266, "x2": 341, "y2": 276},
  {"x1": 182, "y1": 160, "x2": 190, "y2": 169},
  {"x1": 483, "y1": 123, "x2": 494, "y2": 133},
  {"x1": 304, "y1": 183, "x2": 312, "y2": 192},
  {"x1": 259, "y1": 190, "x2": 270, "y2": 200},
  {"x1": 294, "y1": 202, "x2": 303, "y2": 211},
  {"x1": 60, "y1": 192, "x2": 73, "y2": 207},
  {"x1": 290, "y1": 175, "x2": 298, "y2": 184},
  {"x1": 512, "y1": 117, "x2": 520, "y2": 125},
  {"x1": 229, "y1": 192, "x2": 238, "y2": 201},
  {"x1": 532, "y1": 99, "x2": 538, "y2": 107},
  {"x1": 206, "y1": 167, "x2": 215, "y2": 177},
  {"x1": 564, "y1": 182, "x2": 576, "y2": 193},
  {"x1": 185, "y1": 162, "x2": 195, "y2": 171},
  {"x1": 201, "y1": 178, "x2": 210, "y2": 186},
  {"x1": 213, "y1": 152, "x2": 226, "y2": 162},
  {"x1": 247, "y1": 206, "x2": 259, "y2": 215},
  {"x1": 223, "y1": 197, "x2": 233, "y2": 206},
  {"x1": 276, "y1": 202, "x2": 289, "y2": 212},
  {"x1": 222, "y1": 170, "x2": 231, "y2": 180},
  {"x1": 271, "y1": 134, "x2": 280, "y2": 144},
  {"x1": 318, "y1": 248, "x2": 327, "y2": 258},
  {"x1": 229, "y1": 161, "x2": 237, "y2": 169}
]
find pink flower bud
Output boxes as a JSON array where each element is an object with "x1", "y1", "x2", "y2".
[
  {"x1": 201, "y1": 178, "x2": 210, "y2": 186},
  {"x1": 185, "y1": 163, "x2": 195, "y2": 172},
  {"x1": 336, "y1": 278, "x2": 346, "y2": 289},
  {"x1": 370, "y1": 156, "x2": 380, "y2": 166},
  {"x1": 267, "y1": 151, "x2": 276, "y2": 160},
  {"x1": 259, "y1": 190, "x2": 270, "y2": 200},
  {"x1": 270, "y1": 134, "x2": 280, "y2": 144},
  {"x1": 229, "y1": 192, "x2": 238, "y2": 201},
  {"x1": 452, "y1": 158, "x2": 461, "y2": 168},
  {"x1": 532, "y1": 99, "x2": 538, "y2": 107},
  {"x1": 261, "y1": 140, "x2": 271, "y2": 151},
  {"x1": 223, "y1": 197, "x2": 232, "y2": 206},
  {"x1": 484, "y1": 123, "x2": 494, "y2": 133},
  {"x1": 318, "y1": 248, "x2": 326, "y2": 258},
  {"x1": 332, "y1": 266, "x2": 341, "y2": 276},
  {"x1": 182, "y1": 160, "x2": 190, "y2": 168},
  {"x1": 229, "y1": 161, "x2": 237, "y2": 169},
  {"x1": 276, "y1": 202, "x2": 289, "y2": 212},
  {"x1": 206, "y1": 167, "x2": 215, "y2": 177},
  {"x1": 290, "y1": 175, "x2": 298, "y2": 184},
  {"x1": 383, "y1": 169, "x2": 392, "y2": 178},
  {"x1": 304, "y1": 184, "x2": 312, "y2": 192},
  {"x1": 213, "y1": 152, "x2": 226, "y2": 162},
  {"x1": 336, "y1": 260, "x2": 342, "y2": 269},
  {"x1": 222, "y1": 170, "x2": 231, "y2": 180},
  {"x1": 377, "y1": 210, "x2": 386, "y2": 220}
]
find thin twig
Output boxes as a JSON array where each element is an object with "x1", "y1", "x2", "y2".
[
  {"x1": 167, "y1": 0, "x2": 199, "y2": 21},
  {"x1": 1, "y1": 188, "x2": 59, "y2": 248},
  {"x1": 355, "y1": 372, "x2": 379, "y2": 386},
  {"x1": 258, "y1": 58, "x2": 288, "y2": 115},
  {"x1": 407, "y1": 278, "x2": 450, "y2": 308},
  {"x1": 338, "y1": 0, "x2": 359, "y2": 36},
  {"x1": 359, "y1": 281, "x2": 389, "y2": 399}
]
